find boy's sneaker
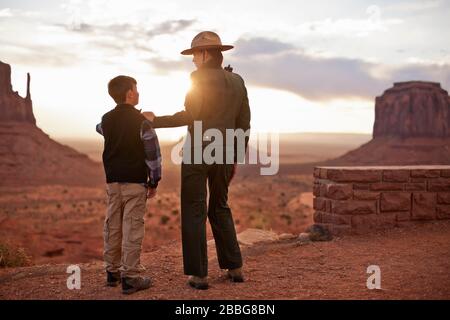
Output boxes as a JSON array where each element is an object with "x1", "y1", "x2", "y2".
[
  {"x1": 121, "y1": 276, "x2": 152, "y2": 295},
  {"x1": 106, "y1": 271, "x2": 121, "y2": 287}
]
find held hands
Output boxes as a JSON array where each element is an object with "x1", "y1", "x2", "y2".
[
  {"x1": 142, "y1": 111, "x2": 155, "y2": 122},
  {"x1": 147, "y1": 187, "x2": 157, "y2": 199}
]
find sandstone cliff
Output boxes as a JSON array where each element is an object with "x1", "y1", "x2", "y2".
[
  {"x1": 0, "y1": 61, "x2": 36, "y2": 124},
  {"x1": 0, "y1": 61, "x2": 103, "y2": 186},
  {"x1": 373, "y1": 81, "x2": 450, "y2": 138}
]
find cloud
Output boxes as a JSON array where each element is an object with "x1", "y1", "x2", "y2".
[
  {"x1": 147, "y1": 36, "x2": 450, "y2": 101},
  {"x1": 229, "y1": 48, "x2": 384, "y2": 101},
  {"x1": 64, "y1": 19, "x2": 196, "y2": 37},
  {"x1": 232, "y1": 37, "x2": 295, "y2": 56},
  {"x1": 386, "y1": 0, "x2": 444, "y2": 12},
  {"x1": 50, "y1": 19, "x2": 196, "y2": 58},
  {"x1": 147, "y1": 19, "x2": 196, "y2": 37},
  {"x1": 297, "y1": 5, "x2": 403, "y2": 38},
  {"x1": 1, "y1": 41, "x2": 79, "y2": 67},
  {"x1": 0, "y1": 8, "x2": 12, "y2": 18},
  {"x1": 388, "y1": 63, "x2": 450, "y2": 89},
  {"x1": 231, "y1": 38, "x2": 450, "y2": 100},
  {"x1": 67, "y1": 22, "x2": 95, "y2": 33},
  {"x1": 147, "y1": 57, "x2": 191, "y2": 75}
]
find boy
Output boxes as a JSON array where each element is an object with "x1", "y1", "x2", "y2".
[{"x1": 96, "y1": 75, "x2": 161, "y2": 294}]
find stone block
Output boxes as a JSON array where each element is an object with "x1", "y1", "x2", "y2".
[
  {"x1": 383, "y1": 170, "x2": 410, "y2": 182},
  {"x1": 313, "y1": 182, "x2": 321, "y2": 197},
  {"x1": 405, "y1": 183, "x2": 427, "y2": 191},
  {"x1": 396, "y1": 211, "x2": 411, "y2": 221},
  {"x1": 353, "y1": 190, "x2": 380, "y2": 200},
  {"x1": 327, "y1": 169, "x2": 382, "y2": 183},
  {"x1": 353, "y1": 183, "x2": 370, "y2": 190},
  {"x1": 371, "y1": 182, "x2": 404, "y2": 191},
  {"x1": 428, "y1": 179, "x2": 450, "y2": 192},
  {"x1": 325, "y1": 183, "x2": 353, "y2": 200},
  {"x1": 412, "y1": 192, "x2": 436, "y2": 220},
  {"x1": 313, "y1": 197, "x2": 327, "y2": 211},
  {"x1": 313, "y1": 211, "x2": 322, "y2": 223},
  {"x1": 321, "y1": 212, "x2": 352, "y2": 225},
  {"x1": 436, "y1": 205, "x2": 450, "y2": 219},
  {"x1": 380, "y1": 192, "x2": 411, "y2": 212},
  {"x1": 411, "y1": 169, "x2": 440, "y2": 178},
  {"x1": 332, "y1": 200, "x2": 377, "y2": 215},
  {"x1": 437, "y1": 193, "x2": 450, "y2": 204}
]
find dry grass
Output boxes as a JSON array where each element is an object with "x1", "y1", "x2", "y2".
[{"x1": 0, "y1": 242, "x2": 32, "y2": 268}]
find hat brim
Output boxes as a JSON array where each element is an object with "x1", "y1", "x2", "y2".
[{"x1": 181, "y1": 45, "x2": 234, "y2": 55}]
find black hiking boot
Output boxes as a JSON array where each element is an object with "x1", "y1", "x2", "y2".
[{"x1": 106, "y1": 271, "x2": 121, "y2": 287}]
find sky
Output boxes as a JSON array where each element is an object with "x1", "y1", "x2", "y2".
[{"x1": 1, "y1": 0, "x2": 450, "y2": 141}]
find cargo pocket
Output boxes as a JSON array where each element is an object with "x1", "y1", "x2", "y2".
[
  {"x1": 103, "y1": 217, "x2": 110, "y2": 243},
  {"x1": 129, "y1": 217, "x2": 145, "y2": 245}
]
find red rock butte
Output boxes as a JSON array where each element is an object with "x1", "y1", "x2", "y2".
[
  {"x1": 324, "y1": 81, "x2": 450, "y2": 166},
  {"x1": 0, "y1": 61, "x2": 103, "y2": 186},
  {"x1": 373, "y1": 81, "x2": 450, "y2": 138},
  {"x1": 0, "y1": 61, "x2": 36, "y2": 124}
]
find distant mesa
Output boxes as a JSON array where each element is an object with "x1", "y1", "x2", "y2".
[
  {"x1": 326, "y1": 80, "x2": 450, "y2": 166},
  {"x1": 373, "y1": 81, "x2": 450, "y2": 138},
  {"x1": 0, "y1": 60, "x2": 103, "y2": 187}
]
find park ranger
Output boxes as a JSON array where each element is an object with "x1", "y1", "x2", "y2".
[{"x1": 144, "y1": 31, "x2": 251, "y2": 290}]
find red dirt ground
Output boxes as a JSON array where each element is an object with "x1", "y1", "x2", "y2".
[
  {"x1": 0, "y1": 174, "x2": 314, "y2": 266},
  {"x1": 1, "y1": 220, "x2": 449, "y2": 300}
]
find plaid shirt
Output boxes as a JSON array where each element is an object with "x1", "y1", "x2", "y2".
[{"x1": 96, "y1": 119, "x2": 162, "y2": 188}]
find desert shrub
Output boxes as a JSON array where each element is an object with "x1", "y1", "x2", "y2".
[
  {"x1": 0, "y1": 243, "x2": 32, "y2": 268},
  {"x1": 160, "y1": 215, "x2": 170, "y2": 225},
  {"x1": 280, "y1": 213, "x2": 292, "y2": 225},
  {"x1": 251, "y1": 216, "x2": 268, "y2": 230}
]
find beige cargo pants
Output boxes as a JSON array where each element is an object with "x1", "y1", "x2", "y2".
[{"x1": 104, "y1": 182, "x2": 147, "y2": 278}]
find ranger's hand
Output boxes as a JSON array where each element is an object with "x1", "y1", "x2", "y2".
[
  {"x1": 143, "y1": 111, "x2": 155, "y2": 122},
  {"x1": 147, "y1": 187, "x2": 157, "y2": 199}
]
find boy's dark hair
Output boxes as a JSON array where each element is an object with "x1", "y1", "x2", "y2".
[{"x1": 108, "y1": 75, "x2": 137, "y2": 104}]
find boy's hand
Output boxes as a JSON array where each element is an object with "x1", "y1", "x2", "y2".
[
  {"x1": 143, "y1": 111, "x2": 155, "y2": 122},
  {"x1": 147, "y1": 187, "x2": 157, "y2": 199}
]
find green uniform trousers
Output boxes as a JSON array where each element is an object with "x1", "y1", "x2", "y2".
[{"x1": 181, "y1": 162, "x2": 243, "y2": 277}]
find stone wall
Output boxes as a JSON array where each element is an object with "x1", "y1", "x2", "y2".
[{"x1": 313, "y1": 166, "x2": 450, "y2": 235}]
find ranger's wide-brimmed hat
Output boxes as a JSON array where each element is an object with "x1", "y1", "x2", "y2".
[{"x1": 181, "y1": 31, "x2": 233, "y2": 55}]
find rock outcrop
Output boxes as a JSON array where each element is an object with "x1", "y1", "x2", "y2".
[
  {"x1": 324, "y1": 81, "x2": 450, "y2": 166},
  {"x1": 373, "y1": 81, "x2": 450, "y2": 138},
  {"x1": 0, "y1": 61, "x2": 36, "y2": 124},
  {"x1": 0, "y1": 61, "x2": 103, "y2": 186}
]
